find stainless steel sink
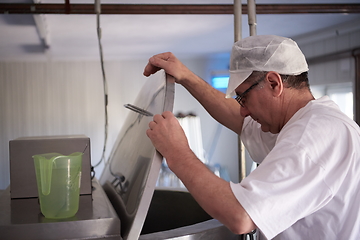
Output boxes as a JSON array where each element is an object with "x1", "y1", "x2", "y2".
[{"x1": 140, "y1": 188, "x2": 238, "y2": 240}]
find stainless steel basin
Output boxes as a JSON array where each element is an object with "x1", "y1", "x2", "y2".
[{"x1": 140, "y1": 188, "x2": 238, "y2": 240}]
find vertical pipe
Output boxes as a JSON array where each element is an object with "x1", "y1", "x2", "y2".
[
  {"x1": 234, "y1": 0, "x2": 245, "y2": 186},
  {"x1": 247, "y1": 0, "x2": 257, "y2": 36},
  {"x1": 234, "y1": 0, "x2": 246, "y2": 185},
  {"x1": 234, "y1": 0, "x2": 242, "y2": 42},
  {"x1": 243, "y1": 3, "x2": 258, "y2": 238}
]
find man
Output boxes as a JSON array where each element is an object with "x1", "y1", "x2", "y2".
[{"x1": 144, "y1": 35, "x2": 360, "y2": 239}]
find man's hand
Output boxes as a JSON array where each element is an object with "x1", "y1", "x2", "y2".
[
  {"x1": 143, "y1": 52, "x2": 192, "y2": 84},
  {"x1": 146, "y1": 112, "x2": 255, "y2": 235},
  {"x1": 146, "y1": 111, "x2": 190, "y2": 161}
]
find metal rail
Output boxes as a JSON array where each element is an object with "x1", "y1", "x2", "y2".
[{"x1": 0, "y1": 4, "x2": 359, "y2": 15}]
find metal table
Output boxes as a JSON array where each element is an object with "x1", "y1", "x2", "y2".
[{"x1": 0, "y1": 178, "x2": 121, "y2": 240}]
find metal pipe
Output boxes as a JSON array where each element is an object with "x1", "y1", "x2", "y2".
[
  {"x1": 234, "y1": 0, "x2": 242, "y2": 43},
  {"x1": 233, "y1": 0, "x2": 246, "y2": 185},
  {"x1": 238, "y1": 0, "x2": 258, "y2": 183},
  {"x1": 0, "y1": 4, "x2": 359, "y2": 15},
  {"x1": 247, "y1": 0, "x2": 257, "y2": 36}
]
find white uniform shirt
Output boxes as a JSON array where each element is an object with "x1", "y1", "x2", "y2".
[{"x1": 231, "y1": 96, "x2": 360, "y2": 240}]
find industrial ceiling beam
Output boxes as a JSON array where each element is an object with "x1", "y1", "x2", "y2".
[{"x1": 0, "y1": 4, "x2": 360, "y2": 15}]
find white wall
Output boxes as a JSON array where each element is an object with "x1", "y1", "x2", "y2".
[
  {"x1": 0, "y1": 60, "x2": 147, "y2": 189},
  {"x1": 295, "y1": 20, "x2": 360, "y2": 87}
]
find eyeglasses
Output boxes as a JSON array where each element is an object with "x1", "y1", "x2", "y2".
[{"x1": 235, "y1": 76, "x2": 265, "y2": 107}]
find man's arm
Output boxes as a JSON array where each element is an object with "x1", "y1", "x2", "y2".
[
  {"x1": 171, "y1": 150, "x2": 256, "y2": 234},
  {"x1": 144, "y1": 52, "x2": 244, "y2": 135},
  {"x1": 146, "y1": 112, "x2": 256, "y2": 234}
]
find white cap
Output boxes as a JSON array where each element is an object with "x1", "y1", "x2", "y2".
[{"x1": 226, "y1": 35, "x2": 309, "y2": 98}]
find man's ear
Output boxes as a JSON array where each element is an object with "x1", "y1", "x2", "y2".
[{"x1": 266, "y1": 71, "x2": 283, "y2": 97}]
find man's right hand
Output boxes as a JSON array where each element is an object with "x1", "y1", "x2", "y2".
[{"x1": 143, "y1": 52, "x2": 192, "y2": 84}]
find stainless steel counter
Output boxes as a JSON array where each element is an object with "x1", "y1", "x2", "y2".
[{"x1": 0, "y1": 178, "x2": 121, "y2": 240}]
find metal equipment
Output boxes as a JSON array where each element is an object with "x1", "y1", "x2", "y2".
[{"x1": 99, "y1": 70, "x2": 238, "y2": 239}]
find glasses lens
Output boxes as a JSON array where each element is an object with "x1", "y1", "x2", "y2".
[
  {"x1": 235, "y1": 95, "x2": 244, "y2": 107},
  {"x1": 235, "y1": 76, "x2": 264, "y2": 107}
]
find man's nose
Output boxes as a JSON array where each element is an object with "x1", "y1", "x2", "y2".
[{"x1": 240, "y1": 106, "x2": 250, "y2": 118}]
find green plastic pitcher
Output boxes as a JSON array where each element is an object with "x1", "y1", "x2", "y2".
[{"x1": 33, "y1": 152, "x2": 83, "y2": 219}]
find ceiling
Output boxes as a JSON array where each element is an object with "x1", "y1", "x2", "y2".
[{"x1": 0, "y1": 0, "x2": 360, "y2": 61}]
